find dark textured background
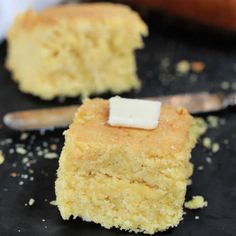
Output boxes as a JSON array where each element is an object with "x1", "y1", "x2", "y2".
[{"x1": 0, "y1": 10, "x2": 236, "y2": 236}]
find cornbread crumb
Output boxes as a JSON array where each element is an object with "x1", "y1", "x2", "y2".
[
  {"x1": 176, "y1": 60, "x2": 190, "y2": 74},
  {"x1": 197, "y1": 165, "x2": 204, "y2": 171},
  {"x1": 28, "y1": 198, "x2": 35, "y2": 206},
  {"x1": 191, "y1": 61, "x2": 205, "y2": 73},
  {"x1": 195, "y1": 215, "x2": 200, "y2": 220},
  {"x1": 50, "y1": 200, "x2": 57, "y2": 206},
  {"x1": 16, "y1": 147, "x2": 27, "y2": 155},
  {"x1": 212, "y1": 143, "x2": 220, "y2": 153},
  {"x1": 192, "y1": 118, "x2": 208, "y2": 138},
  {"x1": 44, "y1": 152, "x2": 58, "y2": 159},
  {"x1": 187, "y1": 179, "x2": 192, "y2": 186},
  {"x1": 0, "y1": 151, "x2": 4, "y2": 165},
  {"x1": 184, "y1": 196, "x2": 208, "y2": 209},
  {"x1": 6, "y1": 3, "x2": 148, "y2": 100},
  {"x1": 20, "y1": 132, "x2": 29, "y2": 141},
  {"x1": 206, "y1": 157, "x2": 212, "y2": 164},
  {"x1": 203, "y1": 137, "x2": 211, "y2": 149},
  {"x1": 207, "y1": 116, "x2": 219, "y2": 128},
  {"x1": 10, "y1": 172, "x2": 17, "y2": 177},
  {"x1": 56, "y1": 98, "x2": 205, "y2": 234}
]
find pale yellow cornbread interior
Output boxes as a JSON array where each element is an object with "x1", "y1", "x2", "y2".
[
  {"x1": 55, "y1": 99, "x2": 205, "y2": 234},
  {"x1": 6, "y1": 3, "x2": 148, "y2": 100}
]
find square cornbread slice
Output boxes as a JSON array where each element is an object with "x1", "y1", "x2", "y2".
[
  {"x1": 6, "y1": 3, "x2": 147, "y2": 100},
  {"x1": 55, "y1": 98, "x2": 201, "y2": 234}
]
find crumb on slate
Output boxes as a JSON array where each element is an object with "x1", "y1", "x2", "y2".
[
  {"x1": 0, "y1": 150, "x2": 5, "y2": 165},
  {"x1": 184, "y1": 196, "x2": 208, "y2": 209},
  {"x1": 28, "y1": 198, "x2": 35, "y2": 206}
]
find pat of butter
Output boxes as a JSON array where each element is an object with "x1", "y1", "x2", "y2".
[{"x1": 108, "y1": 96, "x2": 161, "y2": 130}]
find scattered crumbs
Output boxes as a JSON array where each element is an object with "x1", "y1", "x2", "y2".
[
  {"x1": 44, "y1": 152, "x2": 58, "y2": 159},
  {"x1": 42, "y1": 219, "x2": 46, "y2": 222},
  {"x1": 28, "y1": 168, "x2": 34, "y2": 174},
  {"x1": 191, "y1": 61, "x2": 205, "y2": 73},
  {"x1": 18, "y1": 229, "x2": 21, "y2": 233},
  {"x1": 195, "y1": 216, "x2": 200, "y2": 220},
  {"x1": 223, "y1": 139, "x2": 229, "y2": 145},
  {"x1": 0, "y1": 150, "x2": 5, "y2": 165},
  {"x1": 176, "y1": 60, "x2": 190, "y2": 74},
  {"x1": 21, "y1": 174, "x2": 29, "y2": 179},
  {"x1": 29, "y1": 177, "x2": 34, "y2": 181},
  {"x1": 184, "y1": 196, "x2": 208, "y2": 209},
  {"x1": 50, "y1": 200, "x2": 57, "y2": 206},
  {"x1": 203, "y1": 137, "x2": 211, "y2": 149},
  {"x1": 212, "y1": 143, "x2": 220, "y2": 153},
  {"x1": 193, "y1": 118, "x2": 208, "y2": 137},
  {"x1": 28, "y1": 198, "x2": 35, "y2": 206},
  {"x1": 9, "y1": 148, "x2": 15, "y2": 154},
  {"x1": 221, "y1": 81, "x2": 230, "y2": 90},
  {"x1": 183, "y1": 211, "x2": 186, "y2": 215},
  {"x1": 16, "y1": 147, "x2": 27, "y2": 155},
  {"x1": 42, "y1": 142, "x2": 48, "y2": 147},
  {"x1": 206, "y1": 157, "x2": 212, "y2": 164},
  {"x1": 0, "y1": 138, "x2": 13, "y2": 146},
  {"x1": 22, "y1": 157, "x2": 29, "y2": 164},
  {"x1": 20, "y1": 132, "x2": 29, "y2": 141},
  {"x1": 187, "y1": 179, "x2": 192, "y2": 186},
  {"x1": 197, "y1": 165, "x2": 204, "y2": 171},
  {"x1": 10, "y1": 172, "x2": 17, "y2": 177},
  {"x1": 44, "y1": 198, "x2": 48, "y2": 202},
  {"x1": 37, "y1": 151, "x2": 44, "y2": 156},
  {"x1": 12, "y1": 162, "x2": 17, "y2": 168},
  {"x1": 44, "y1": 225, "x2": 48, "y2": 229},
  {"x1": 207, "y1": 116, "x2": 219, "y2": 128},
  {"x1": 50, "y1": 144, "x2": 57, "y2": 151},
  {"x1": 18, "y1": 181, "x2": 24, "y2": 186}
]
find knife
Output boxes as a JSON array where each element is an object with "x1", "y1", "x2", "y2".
[{"x1": 3, "y1": 92, "x2": 236, "y2": 131}]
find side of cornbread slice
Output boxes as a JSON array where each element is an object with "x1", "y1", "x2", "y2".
[
  {"x1": 6, "y1": 3, "x2": 147, "y2": 100},
  {"x1": 55, "y1": 99, "x2": 201, "y2": 234}
]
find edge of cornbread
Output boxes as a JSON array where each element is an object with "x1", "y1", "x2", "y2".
[
  {"x1": 55, "y1": 99, "x2": 205, "y2": 234},
  {"x1": 6, "y1": 3, "x2": 148, "y2": 100}
]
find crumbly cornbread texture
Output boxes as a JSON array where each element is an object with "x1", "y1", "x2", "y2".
[
  {"x1": 6, "y1": 3, "x2": 147, "y2": 100},
  {"x1": 55, "y1": 99, "x2": 203, "y2": 234}
]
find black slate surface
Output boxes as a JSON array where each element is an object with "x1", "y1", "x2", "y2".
[{"x1": 0, "y1": 11, "x2": 236, "y2": 236}]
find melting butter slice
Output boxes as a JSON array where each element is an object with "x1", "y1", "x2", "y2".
[{"x1": 108, "y1": 96, "x2": 161, "y2": 129}]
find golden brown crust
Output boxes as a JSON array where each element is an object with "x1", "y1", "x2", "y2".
[
  {"x1": 68, "y1": 98, "x2": 193, "y2": 155},
  {"x1": 12, "y1": 3, "x2": 148, "y2": 34}
]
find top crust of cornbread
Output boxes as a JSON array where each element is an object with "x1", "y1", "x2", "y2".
[
  {"x1": 67, "y1": 99, "x2": 193, "y2": 156},
  {"x1": 11, "y1": 3, "x2": 148, "y2": 34}
]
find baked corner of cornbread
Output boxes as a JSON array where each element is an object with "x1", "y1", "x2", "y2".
[
  {"x1": 55, "y1": 98, "x2": 204, "y2": 234},
  {"x1": 6, "y1": 3, "x2": 148, "y2": 100}
]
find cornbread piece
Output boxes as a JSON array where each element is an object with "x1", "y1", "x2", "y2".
[
  {"x1": 6, "y1": 3, "x2": 148, "y2": 100},
  {"x1": 184, "y1": 196, "x2": 208, "y2": 209},
  {"x1": 56, "y1": 99, "x2": 202, "y2": 234}
]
